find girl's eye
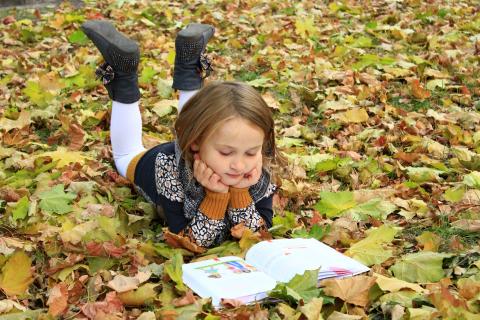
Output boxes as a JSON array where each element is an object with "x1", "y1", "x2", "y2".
[
  {"x1": 219, "y1": 151, "x2": 232, "y2": 156},
  {"x1": 246, "y1": 153, "x2": 257, "y2": 157}
]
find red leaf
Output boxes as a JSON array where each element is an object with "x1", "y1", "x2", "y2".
[{"x1": 374, "y1": 136, "x2": 387, "y2": 147}]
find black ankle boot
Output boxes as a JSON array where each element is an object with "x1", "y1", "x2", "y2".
[
  {"x1": 172, "y1": 23, "x2": 215, "y2": 91},
  {"x1": 81, "y1": 20, "x2": 140, "y2": 104}
]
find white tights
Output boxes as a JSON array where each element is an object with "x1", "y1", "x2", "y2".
[{"x1": 111, "y1": 90, "x2": 199, "y2": 177}]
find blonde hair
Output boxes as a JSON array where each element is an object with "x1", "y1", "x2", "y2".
[{"x1": 175, "y1": 81, "x2": 283, "y2": 169}]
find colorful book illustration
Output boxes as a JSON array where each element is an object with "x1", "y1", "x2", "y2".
[{"x1": 182, "y1": 238, "x2": 369, "y2": 307}]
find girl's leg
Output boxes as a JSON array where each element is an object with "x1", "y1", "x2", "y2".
[
  {"x1": 173, "y1": 23, "x2": 214, "y2": 113},
  {"x1": 81, "y1": 20, "x2": 144, "y2": 178},
  {"x1": 110, "y1": 101, "x2": 145, "y2": 177},
  {"x1": 178, "y1": 90, "x2": 199, "y2": 113}
]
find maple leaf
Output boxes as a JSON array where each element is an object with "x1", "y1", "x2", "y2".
[
  {"x1": 37, "y1": 147, "x2": 93, "y2": 168},
  {"x1": 38, "y1": 184, "x2": 76, "y2": 215},
  {"x1": 321, "y1": 276, "x2": 376, "y2": 307},
  {"x1": 295, "y1": 17, "x2": 316, "y2": 39}
]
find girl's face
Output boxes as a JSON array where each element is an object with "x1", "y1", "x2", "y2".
[{"x1": 194, "y1": 117, "x2": 265, "y2": 186}]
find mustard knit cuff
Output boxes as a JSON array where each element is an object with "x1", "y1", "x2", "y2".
[
  {"x1": 229, "y1": 187, "x2": 253, "y2": 209},
  {"x1": 199, "y1": 190, "x2": 230, "y2": 220}
]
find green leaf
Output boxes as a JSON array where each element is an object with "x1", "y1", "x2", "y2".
[
  {"x1": 314, "y1": 191, "x2": 356, "y2": 218},
  {"x1": 344, "y1": 198, "x2": 397, "y2": 221},
  {"x1": 463, "y1": 171, "x2": 480, "y2": 189},
  {"x1": 22, "y1": 81, "x2": 54, "y2": 107},
  {"x1": 87, "y1": 257, "x2": 117, "y2": 274},
  {"x1": 444, "y1": 185, "x2": 466, "y2": 203},
  {"x1": 246, "y1": 77, "x2": 272, "y2": 88},
  {"x1": 68, "y1": 30, "x2": 88, "y2": 44},
  {"x1": 38, "y1": 184, "x2": 76, "y2": 215},
  {"x1": 164, "y1": 251, "x2": 187, "y2": 292},
  {"x1": 12, "y1": 196, "x2": 29, "y2": 221},
  {"x1": 406, "y1": 167, "x2": 444, "y2": 183},
  {"x1": 292, "y1": 224, "x2": 330, "y2": 240},
  {"x1": 156, "y1": 79, "x2": 173, "y2": 99},
  {"x1": 271, "y1": 211, "x2": 297, "y2": 236},
  {"x1": 269, "y1": 269, "x2": 321, "y2": 304},
  {"x1": 390, "y1": 252, "x2": 452, "y2": 283},
  {"x1": 139, "y1": 65, "x2": 157, "y2": 85},
  {"x1": 346, "y1": 225, "x2": 399, "y2": 266}
]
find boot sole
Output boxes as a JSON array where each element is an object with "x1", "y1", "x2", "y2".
[
  {"x1": 177, "y1": 23, "x2": 215, "y2": 48},
  {"x1": 81, "y1": 20, "x2": 139, "y2": 59}
]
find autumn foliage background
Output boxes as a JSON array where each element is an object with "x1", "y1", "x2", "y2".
[{"x1": 1, "y1": 0, "x2": 480, "y2": 319}]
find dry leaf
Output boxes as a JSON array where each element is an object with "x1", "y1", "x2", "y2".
[
  {"x1": 321, "y1": 276, "x2": 376, "y2": 307},
  {"x1": 47, "y1": 283, "x2": 69, "y2": 317},
  {"x1": 172, "y1": 290, "x2": 196, "y2": 307}
]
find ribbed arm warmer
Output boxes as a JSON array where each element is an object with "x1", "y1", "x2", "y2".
[
  {"x1": 198, "y1": 190, "x2": 230, "y2": 220},
  {"x1": 229, "y1": 187, "x2": 253, "y2": 209}
]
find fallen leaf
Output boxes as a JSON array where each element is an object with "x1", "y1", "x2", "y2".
[
  {"x1": 322, "y1": 276, "x2": 376, "y2": 307},
  {"x1": 47, "y1": 283, "x2": 68, "y2": 317},
  {"x1": 411, "y1": 79, "x2": 431, "y2": 99},
  {"x1": 172, "y1": 290, "x2": 197, "y2": 307},
  {"x1": 0, "y1": 251, "x2": 34, "y2": 297}
]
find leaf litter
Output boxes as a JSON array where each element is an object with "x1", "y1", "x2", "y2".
[{"x1": 0, "y1": 0, "x2": 480, "y2": 318}]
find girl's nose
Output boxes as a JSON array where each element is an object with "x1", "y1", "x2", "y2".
[{"x1": 230, "y1": 159, "x2": 245, "y2": 171}]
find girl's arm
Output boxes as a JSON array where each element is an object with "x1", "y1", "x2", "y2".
[
  {"x1": 184, "y1": 190, "x2": 230, "y2": 247},
  {"x1": 227, "y1": 187, "x2": 274, "y2": 231},
  {"x1": 158, "y1": 191, "x2": 230, "y2": 248}
]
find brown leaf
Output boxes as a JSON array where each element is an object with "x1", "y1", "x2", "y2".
[
  {"x1": 47, "y1": 283, "x2": 69, "y2": 317},
  {"x1": 221, "y1": 298, "x2": 246, "y2": 308},
  {"x1": 81, "y1": 291, "x2": 123, "y2": 319},
  {"x1": 321, "y1": 276, "x2": 376, "y2": 307},
  {"x1": 68, "y1": 123, "x2": 85, "y2": 151},
  {"x1": 172, "y1": 290, "x2": 197, "y2": 307},
  {"x1": 163, "y1": 230, "x2": 206, "y2": 254}
]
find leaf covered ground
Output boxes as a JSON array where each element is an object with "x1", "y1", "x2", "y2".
[{"x1": 1, "y1": 0, "x2": 480, "y2": 319}]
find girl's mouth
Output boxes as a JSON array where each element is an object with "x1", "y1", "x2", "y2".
[{"x1": 226, "y1": 173, "x2": 242, "y2": 178}]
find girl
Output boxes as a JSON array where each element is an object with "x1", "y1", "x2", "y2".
[{"x1": 81, "y1": 20, "x2": 281, "y2": 251}]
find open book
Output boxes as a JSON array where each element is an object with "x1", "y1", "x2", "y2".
[{"x1": 182, "y1": 238, "x2": 369, "y2": 306}]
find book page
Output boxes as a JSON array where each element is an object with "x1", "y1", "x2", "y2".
[
  {"x1": 245, "y1": 238, "x2": 369, "y2": 283},
  {"x1": 182, "y1": 256, "x2": 277, "y2": 307}
]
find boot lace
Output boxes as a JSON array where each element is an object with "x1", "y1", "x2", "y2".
[{"x1": 95, "y1": 62, "x2": 115, "y2": 85}]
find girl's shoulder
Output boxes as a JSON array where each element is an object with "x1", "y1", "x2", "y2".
[
  {"x1": 250, "y1": 169, "x2": 277, "y2": 201},
  {"x1": 151, "y1": 141, "x2": 184, "y2": 202}
]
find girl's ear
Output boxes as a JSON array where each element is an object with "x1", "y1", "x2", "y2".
[{"x1": 190, "y1": 142, "x2": 200, "y2": 152}]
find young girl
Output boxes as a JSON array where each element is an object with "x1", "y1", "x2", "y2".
[{"x1": 81, "y1": 20, "x2": 281, "y2": 251}]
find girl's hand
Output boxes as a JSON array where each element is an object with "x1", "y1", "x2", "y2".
[
  {"x1": 193, "y1": 155, "x2": 229, "y2": 193},
  {"x1": 231, "y1": 160, "x2": 262, "y2": 189}
]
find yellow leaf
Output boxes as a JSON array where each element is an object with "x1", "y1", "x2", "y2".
[
  {"x1": 334, "y1": 108, "x2": 369, "y2": 123},
  {"x1": 0, "y1": 110, "x2": 32, "y2": 132},
  {"x1": 295, "y1": 17, "x2": 316, "y2": 39},
  {"x1": 118, "y1": 283, "x2": 159, "y2": 306},
  {"x1": 0, "y1": 251, "x2": 34, "y2": 296},
  {"x1": 374, "y1": 273, "x2": 427, "y2": 293},
  {"x1": 36, "y1": 147, "x2": 93, "y2": 168}
]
